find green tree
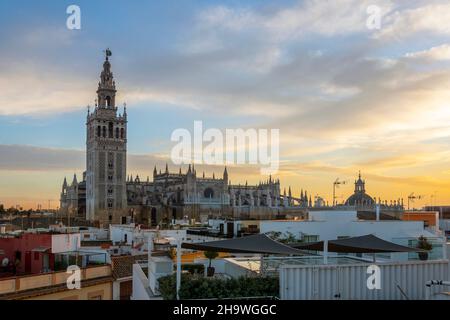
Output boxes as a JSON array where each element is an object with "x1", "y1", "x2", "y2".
[
  {"x1": 204, "y1": 251, "x2": 219, "y2": 268},
  {"x1": 417, "y1": 236, "x2": 432, "y2": 250},
  {"x1": 158, "y1": 275, "x2": 279, "y2": 300}
]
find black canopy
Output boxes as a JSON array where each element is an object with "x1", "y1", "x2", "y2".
[
  {"x1": 182, "y1": 233, "x2": 305, "y2": 255},
  {"x1": 291, "y1": 234, "x2": 425, "y2": 253}
]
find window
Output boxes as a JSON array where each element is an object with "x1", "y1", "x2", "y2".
[
  {"x1": 108, "y1": 122, "x2": 113, "y2": 138},
  {"x1": 97, "y1": 126, "x2": 101, "y2": 137},
  {"x1": 120, "y1": 128, "x2": 125, "y2": 139},
  {"x1": 204, "y1": 188, "x2": 214, "y2": 198},
  {"x1": 105, "y1": 96, "x2": 111, "y2": 107},
  {"x1": 108, "y1": 186, "x2": 114, "y2": 195},
  {"x1": 115, "y1": 127, "x2": 119, "y2": 139},
  {"x1": 108, "y1": 157, "x2": 114, "y2": 169},
  {"x1": 102, "y1": 126, "x2": 106, "y2": 138}
]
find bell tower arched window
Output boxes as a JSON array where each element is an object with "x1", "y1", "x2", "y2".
[
  {"x1": 105, "y1": 96, "x2": 111, "y2": 107},
  {"x1": 108, "y1": 122, "x2": 113, "y2": 138}
]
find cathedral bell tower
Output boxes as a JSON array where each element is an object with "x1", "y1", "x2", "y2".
[{"x1": 86, "y1": 49, "x2": 128, "y2": 225}]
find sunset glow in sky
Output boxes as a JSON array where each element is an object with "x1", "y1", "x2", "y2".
[{"x1": 1, "y1": 0, "x2": 450, "y2": 209}]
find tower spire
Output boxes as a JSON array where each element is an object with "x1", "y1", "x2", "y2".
[{"x1": 97, "y1": 48, "x2": 116, "y2": 109}]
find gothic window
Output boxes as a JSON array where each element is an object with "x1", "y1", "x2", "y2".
[
  {"x1": 107, "y1": 186, "x2": 114, "y2": 195},
  {"x1": 108, "y1": 158, "x2": 114, "y2": 169},
  {"x1": 108, "y1": 173, "x2": 113, "y2": 182},
  {"x1": 106, "y1": 96, "x2": 111, "y2": 107},
  {"x1": 107, "y1": 199, "x2": 113, "y2": 208},
  {"x1": 204, "y1": 188, "x2": 214, "y2": 198},
  {"x1": 115, "y1": 127, "x2": 119, "y2": 139},
  {"x1": 97, "y1": 126, "x2": 101, "y2": 137},
  {"x1": 102, "y1": 126, "x2": 106, "y2": 138},
  {"x1": 108, "y1": 122, "x2": 113, "y2": 138},
  {"x1": 120, "y1": 128, "x2": 125, "y2": 139}
]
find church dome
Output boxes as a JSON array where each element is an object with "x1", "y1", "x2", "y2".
[
  {"x1": 345, "y1": 192, "x2": 375, "y2": 206},
  {"x1": 345, "y1": 172, "x2": 375, "y2": 206}
]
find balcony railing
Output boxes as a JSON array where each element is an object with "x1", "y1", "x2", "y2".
[{"x1": 0, "y1": 265, "x2": 111, "y2": 296}]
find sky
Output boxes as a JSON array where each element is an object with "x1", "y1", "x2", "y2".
[{"x1": 1, "y1": 0, "x2": 450, "y2": 209}]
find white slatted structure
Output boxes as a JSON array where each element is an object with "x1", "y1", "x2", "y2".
[{"x1": 280, "y1": 260, "x2": 449, "y2": 300}]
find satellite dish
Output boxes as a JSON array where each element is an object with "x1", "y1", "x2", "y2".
[{"x1": 2, "y1": 258, "x2": 9, "y2": 267}]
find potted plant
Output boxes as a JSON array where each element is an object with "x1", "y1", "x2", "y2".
[
  {"x1": 417, "y1": 236, "x2": 432, "y2": 261},
  {"x1": 204, "y1": 251, "x2": 219, "y2": 277}
]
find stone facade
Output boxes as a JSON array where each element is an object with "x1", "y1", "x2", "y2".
[{"x1": 126, "y1": 165, "x2": 303, "y2": 225}]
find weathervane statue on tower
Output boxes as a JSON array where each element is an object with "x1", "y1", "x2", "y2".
[{"x1": 104, "y1": 48, "x2": 112, "y2": 60}]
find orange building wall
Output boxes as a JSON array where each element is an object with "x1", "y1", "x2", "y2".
[{"x1": 402, "y1": 211, "x2": 437, "y2": 227}]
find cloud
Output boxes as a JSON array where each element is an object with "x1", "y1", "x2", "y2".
[
  {"x1": 405, "y1": 44, "x2": 450, "y2": 61},
  {"x1": 2, "y1": 1, "x2": 450, "y2": 207},
  {"x1": 0, "y1": 145, "x2": 84, "y2": 171},
  {"x1": 378, "y1": 2, "x2": 450, "y2": 39}
]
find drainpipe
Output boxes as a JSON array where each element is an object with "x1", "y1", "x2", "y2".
[
  {"x1": 443, "y1": 236, "x2": 447, "y2": 260},
  {"x1": 147, "y1": 233, "x2": 154, "y2": 258},
  {"x1": 323, "y1": 240, "x2": 328, "y2": 265},
  {"x1": 436, "y1": 212, "x2": 440, "y2": 235},
  {"x1": 176, "y1": 239, "x2": 181, "y2": 300},
  {"x1": 376, "y1": 204, "x2": 380, "y2": 221}
]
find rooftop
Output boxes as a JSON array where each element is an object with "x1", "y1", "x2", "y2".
[{"x1": 111, "y1": 254, "x2": 147, "y2": 279}]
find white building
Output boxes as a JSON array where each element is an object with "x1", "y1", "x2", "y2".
[
  {"x1": 109, "y1": 224, "x2": 187, "y2": 247},
  {"x1": 210, "y1": 210, "x2": 437, "y2": 241}
]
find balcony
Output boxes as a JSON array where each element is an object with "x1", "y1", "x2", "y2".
[{"x1": 0, "y1": 265, "x2": 111, "y2": 299}]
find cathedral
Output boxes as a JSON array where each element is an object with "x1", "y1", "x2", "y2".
[{"x1": 59, "y1": 51, "x2": 310, "y2": 226}]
